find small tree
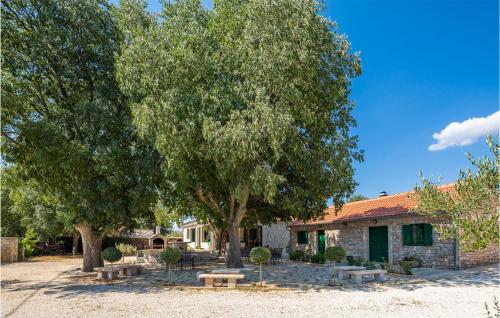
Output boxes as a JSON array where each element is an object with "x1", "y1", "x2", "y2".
[
  {"x1": 21, "y1": 228, "x2": 39, "y2": 257},
  {"x1": 250, "y1": 247, "x2": 271, "y2": 287},
  {"x1": 160, "y1": 247, "x2": 181, "y2": 284},
  {"x1": 116, "y1": 243, "x2": 137, "y2": 263},
  {"x1": 101, "y1": 247, "x2": 122, "y2": 273},
  {"x1": 325, "y1": 246, "x2": 346, "y2": 285}
]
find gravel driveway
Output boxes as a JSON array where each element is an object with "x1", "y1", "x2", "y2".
[{"x1": 1, "y1": 257, "x2": 498, "y2": 318}]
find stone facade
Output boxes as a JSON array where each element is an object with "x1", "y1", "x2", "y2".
[
  {"x1": 460, "y1": 243, "x2": 499, "y2": 268},
  {"x1": 1, "y1": 237, "x2": 20, "y2": 263},
  {"x1": 262, "y1": 222, "x2": 290, "y2": 249},
  {"x1": 291, "y1": 215, "x2": 458, "y2": 268}
]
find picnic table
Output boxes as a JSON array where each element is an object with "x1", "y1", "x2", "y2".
[{"x1": 333, "y1": 266, "x2": 366, "y2": 280}]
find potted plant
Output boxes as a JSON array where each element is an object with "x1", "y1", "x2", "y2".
[
  {"x1": 101, "y1": 247, "x2": 122, "y2": 280},
  {"x1": 250, "y1": 247, "x2": 271, "y2": 287},
  {"x1": 160, "y1": 247, "x2": 181, "y2": 285},
  {"x1": 324, "y1": 246, "x2": 346, "y2": 286}
]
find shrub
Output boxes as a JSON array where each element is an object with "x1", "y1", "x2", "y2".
[
  {"x1": 21, "y1": 228, "x2": 39, "y2": 257},
  {"x1": 310, "y1": 253, "x2": 326, "y2": 264},
  {"x1": 101, "y1": 247, "x2": 122, "y2": 271},
  {"x1": 290, "y1": 250, "x2": 305, "y2": 261},
  {"x1": 403, "y1": 256, "x2": 423, "y2": 267},
  {"x1": 324, "y1": 246, "x2": 345, "y2": 264},
  {"x1": 346, "y1": 255, "x2": 354, "y2": 266},
  {"x1": 363, "y1": 260, "x2": 377, "y2": 270},
  {"x1": 160, "y1": 247, "x2": 181, "y2": 284},
  {"x1": 400, "y1": 261, "x2": 413, "y2": 275},
  {"x1": 352, "y1": 257, "x2": 363, "y2": 266},
  {"x1": 250, "y1": 247, "x2": 272, "y2": 286},
  {"x1": 116, "y1": 243, "x2": 137, "y2": 263}
]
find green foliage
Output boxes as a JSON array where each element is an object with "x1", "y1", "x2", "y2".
[
  {"x1": 290, "y1": 250, "x2": 305, "y2": 261},
  {"x1": 2, "y1": 0, "x2": 161, "y2": 243},
  {"x1": 403, "y1": 256, "x2": 423, "y2": 267},
  {"x1": 363, "y1": 260, "x2": 377, "y2": 270},
  {"x1": 348, "y1": 194, "x2": 369, "y2": 202},
  {"x1": 116, "y1": 0, "x2": 362, "y2": 266},
  {"x1": 160, "y1": 247, "x2": 181, "y2": 265},
  {"x1": 116, "y1": 243, "x2": 136, "y2": 256},
  {"x1": 324, "y1": 246, "x2": 346, "y2": 263},
  {"x1": 250, "y1": 247, "x2": 272, "y2": 265},
  {"x1": 21, "y1": 228, "x2": 39, "y2": 257},
  {"x1": 310, "y1": 253, "x2": 326, "y2": 264},
  {"x1": 414, "y1": 136, "x2": 499, "y2": 252},
  {"x1": 399, "y1": 261, "x2": 413, "y2": 275},
  {"x1": 347, "y1": 257, "x2": 364, "y2": 266},
  {"x1": 102, "y1": 247, "x2": 122, "y2": 264}
]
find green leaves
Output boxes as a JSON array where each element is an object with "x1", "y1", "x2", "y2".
[
  {"x1": 414, "y1": 136, "x2": 499, "y2": 252},
  {"x1": 116, "y1": 0, "x2": 362, "y2": 227}
]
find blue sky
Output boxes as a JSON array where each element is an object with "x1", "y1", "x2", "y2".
[{"x1": 120, "y1": 0, "x2": 499, "y2": 199}]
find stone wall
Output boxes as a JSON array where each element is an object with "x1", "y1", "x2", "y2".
[
  {"x1": 262, "y1": 222, "x2": 290, "y2": 249},
  {"x1": 1, "y1": 237, "x2": 19, "y2": 263},
  {"x1": 290, "y1": 216, "x2": 457, "y2": 268},
  {"x1": 460, "y1": 243, "x2": 499, "y2": 268}
]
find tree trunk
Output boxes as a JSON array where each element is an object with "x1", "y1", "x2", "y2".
[
  {"x1": 76, "y1": 223, "x2": 103, "y2": 272},
  {"x1": 226, "y1": 224, "x2": 243, "y2": 268},
  {"x1": 72, "y1": 230, "x2": 80, "y2": 258}
]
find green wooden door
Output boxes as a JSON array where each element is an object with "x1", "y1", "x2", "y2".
[
  {"x1": 369, "y1": 226, "x2": 388, "y2": 262},
  {"x1": 317, "y1": 230, "x2": 325, "y2": 254}
]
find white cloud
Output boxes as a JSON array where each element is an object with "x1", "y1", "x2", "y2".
[{"x1": 428, "y1": 110, "x2": 500, "y2": 151}]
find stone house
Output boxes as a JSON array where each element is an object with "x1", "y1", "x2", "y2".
[
  {"x1": 289, "y1": 186, "x2": 498, "y2": 269},
  {"x1": 181, "y1": 220, "x2": 290, "y2": 251}
]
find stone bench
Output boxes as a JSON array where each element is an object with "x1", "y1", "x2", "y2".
[
  {"x1": 347, "y1": 269, "x2": 387, "y2": 284},
  {"x1": 95, "y1": 267, "x2": 120, "y2": 280},
  {"x1": 198, "y1": 273, "x2": 245, "y2": 288},
  {"x1": 116, "y1": 264, "x2": 143, "y2": 276},
  {"x1": 333, "y1": 266, "x2": 366, "y2": 280}
]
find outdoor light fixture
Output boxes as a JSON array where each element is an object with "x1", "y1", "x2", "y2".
[{"x1": 372, "y1": 219, "x2": 378, "y2": 224}]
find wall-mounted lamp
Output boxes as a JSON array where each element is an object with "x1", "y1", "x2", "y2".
[{"x1": 372, "y1": 219, "x2": 378, "y2": 224}]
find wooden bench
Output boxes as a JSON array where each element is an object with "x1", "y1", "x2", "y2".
[
  {"x1": 95, "y1": 267, "x2": 120, "y2": 280},
  {"x1": 199, "y1": 273, "x2": 245, "y2": 288},
  {"x1": 347, "y1": 269, "x2": 387, "y2": 284}
]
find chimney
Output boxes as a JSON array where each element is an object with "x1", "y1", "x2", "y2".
[
  {"x1": 155, "y1": 225, "x2": 161, "y2": 234},
  {"x1": 379, "y1": 191, "x2": 387, "y2": 197}
]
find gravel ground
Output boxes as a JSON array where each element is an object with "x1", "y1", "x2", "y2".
[{"x1": 1, "y1": 256, "x2": 498, "y2": 318}]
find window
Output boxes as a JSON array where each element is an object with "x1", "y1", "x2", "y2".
[
  {"x1": 297, "y1": 231, "x2": 309, "y2": 244},
  {"x1": 402, "y1": 224, "x2": 433, "y2": 246},
  {"x1": 203, "y1": 229, "x2": 210, "y2": 242},
  {"x1": 191, "y1": 228, "x2": 196, "y2": 242}
]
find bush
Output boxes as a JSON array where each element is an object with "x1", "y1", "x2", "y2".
[
  {"x1": 346, "y1": 255, "x2": 354, "y2": 266},
  {"x1": 363, "y1": 260, "x2": 377, "y2": 270},
  {"x1": 324, "y1": 246, "x2": 345, "y2": 264},
  {"x1": 21, "y1": 228, "x2": 39, "y2": 257},
  {"x1": 352, "y1": 257, "x2": 363, "y2": 266},
  {"x1": 290, "y1": 250, "x2": 305, "y2": 261},
  {"x1": 101, "y1": 247, "x2": 122, "y2": 270},
  {"x1": 310, "y1": 253, "x2": 326, "y2": 264},
  {"x1": 400, "y1": 261, "x2": 413, "y2": 275},
  {"x1": 403, "y1": 256, "x2": 423, "y2": 267}
]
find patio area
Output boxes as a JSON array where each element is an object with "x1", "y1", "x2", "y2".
[{"x1": 1, "y1": 256, "x2": 498, "y2": 318}]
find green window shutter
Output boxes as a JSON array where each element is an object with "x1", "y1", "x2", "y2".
[
  {"x1": 402, "y1": 225, "x2": 412, "y2": 246},
  {"x1": 423, "y1": 224, "x2": 433, "y2": 246},
  {"x1": 305, "y1": 231, "x2": 309, "y2": 243}
]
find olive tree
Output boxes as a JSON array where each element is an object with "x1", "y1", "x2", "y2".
[
  {"x1": 102, "y1": 247, "x2": 123, "y2": 272},
  {"x1": 250, "y1": 247, "x2": 272, "y2": 286},
  {"x1": 117, "y1": 0, "x2": 362, "y2": 268},
  {"x1": 160, "y1": 247, "x2": 181, "y2": 284},
  {"x1": 414, "y1": 136, "x2": 499, "y2": 252}
]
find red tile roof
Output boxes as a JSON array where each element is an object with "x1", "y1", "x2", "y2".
[{"x1": 289, "y1": 184, "x2": 455, "y2": 227}]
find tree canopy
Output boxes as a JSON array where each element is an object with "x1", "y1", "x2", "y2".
[
  {"x1": 414, "y1": 136, "x2": 499, "y2": 252},
  {"x1": 2, "y1": 0, "x2": 161, "y2": 271},
  {"x1": 117, "y1": 0, "x2": 362, "y2": 267}
]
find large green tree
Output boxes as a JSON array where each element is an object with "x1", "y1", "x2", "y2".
[
  {"x1": 2, "y1": 0, "x2": 161, "y2": 271},
  {"x1": 117, "y1": 0, "x2": 362, "y2": 267},
  {"x1": 414, "y1": 137, "x2": 499, "y2": 252}
]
